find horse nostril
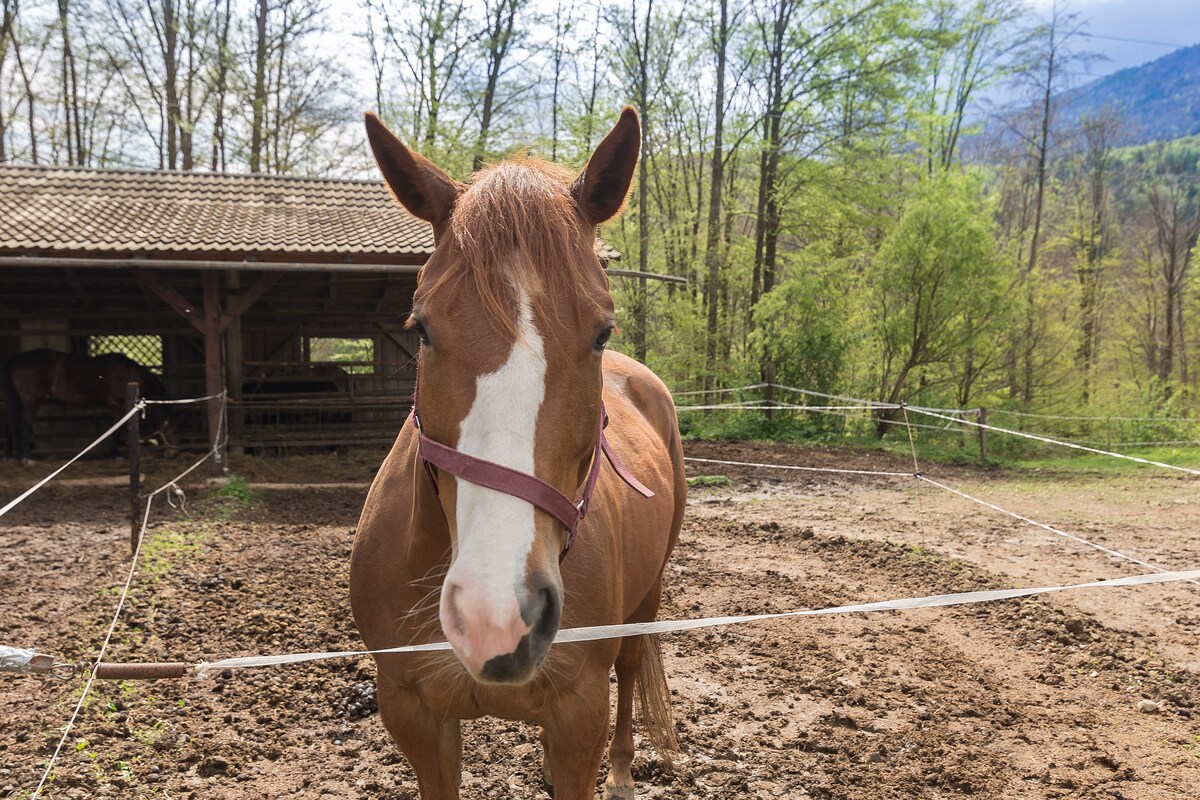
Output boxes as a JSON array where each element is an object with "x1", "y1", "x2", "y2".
[
  {"x1": 443, "y1": 583, "x2": 467, "y2": 639},
  {"x1": 533, "y1": 586, "x2": 560, "y2": 644}
]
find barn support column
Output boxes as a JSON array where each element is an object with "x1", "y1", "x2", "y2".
[
  {"x1": 224, "y1": 271, "x2": 245, "y2": 457},
  {"x1": 133, "y1": 267, "x2": 281, "y2": 467},
  {"x1": 202, "y1": 272, "x2": 225, "y2": 471}
]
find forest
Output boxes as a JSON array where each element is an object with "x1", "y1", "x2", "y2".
[{"x1": 1, "y1": 0, "x2": 1198, "y2": 445}]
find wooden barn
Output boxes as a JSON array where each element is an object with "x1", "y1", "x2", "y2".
[
  {"x1": 0, "y1": 165, "x2": 639, "y2": 458},
  {"x1": 0, "y1": 164, "x2": 430, "y2": 456}
]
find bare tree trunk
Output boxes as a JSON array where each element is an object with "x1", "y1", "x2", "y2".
[
  {"x1": 1147, "y1": 184, "x2": 1198, "y2": 388},
  {"x1": 583, "y1": 3, "x2": 600, "y2": 148},
  {"x1": 630, "y1": 0, "x2": 653, "y2": 363},
  {"x1": 1022, "y1": 56, "x2": 1052, "y2": 404},
  {"x1": 249, "y1": 0, "x2": 268, "y2": 173},
  {"x1": 57, "y1": 0, "x2": 83, "y2": 164},
  {"x1": 703, "y1": 0, "x2": 727, "y2": 396},
  {"x1": 549, "y1": 0, "x2": 573, "y2": 161},
  {"x1": 750, "y1": 143, "x2": 768, "y2": 309},
  {"x1": 162, "y1": 0, "x2": 179, "y2": 169},
  {"x1": 2, "y1": 0, "x2": 17, "y2": 162},
  {"x1": 10, "y1": 12, "x2": 36, "y2": 163},
  {"x1": 1074, "y1": 115, "x2": 1116, "y2": 405},
  {"x1": 424, "y1": 3, "x2": 440, "y2": 146},
  {"x1": 271, "y1": 2, "x2": 289, "y2": 173},
  {"x1": 750, "y1": 0, "x2": 788, "y2": 312},
  {"x1": 1019, "y1": 2, "x2": 1082, "y2": 404},
  {"x1": 211, "y1": 0, "x2": 232, "y2": 171},
  {"x1": 474, "y1": 0, "x2": 520, "y2": 171}
]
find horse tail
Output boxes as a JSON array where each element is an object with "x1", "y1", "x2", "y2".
[
  {"x1": 636, "y1": 633, "x2": 679, "y2": 763},
  {"x1": 1, "y1": 359, "x2": 20, "y2": 458}
]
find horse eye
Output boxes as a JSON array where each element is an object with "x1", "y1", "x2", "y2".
[
  {"x1": 411, "y1": 319, "x2": 431, "y2": 346},
  {"x1": 593, "y1": 327, "x2": 613, "y2": 351}
]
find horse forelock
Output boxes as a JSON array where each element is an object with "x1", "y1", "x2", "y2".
[{"x1": 417, "y1": 156, "x2": 608, "y2": 340}]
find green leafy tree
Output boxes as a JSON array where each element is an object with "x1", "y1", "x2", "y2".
[
  {"x1": 868, "y1": 171, "x2": 1011, "y2": 434},
  {"x1": 749, "y1": 251, "x2": 849, "y2": 399}
]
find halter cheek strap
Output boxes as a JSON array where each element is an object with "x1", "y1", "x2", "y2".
[{"x1": 410, "y1": 364, "x2": 653, "y2": 559}]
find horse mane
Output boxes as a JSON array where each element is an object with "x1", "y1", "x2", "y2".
[{"x1": 417, "y1": 154, "x2": 607, "y2": 338}]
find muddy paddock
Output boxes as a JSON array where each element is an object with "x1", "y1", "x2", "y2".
[{"x1": 1, "y1": 441, "x2": 1198, "y2": 799}]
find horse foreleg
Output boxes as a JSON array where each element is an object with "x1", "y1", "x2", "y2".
[
  {"x1": 18, "y1": 407, "x2": 36, "y2": 464},
  {"x1": 377, "y1": 679, "x2": 462, "y2": 799},
  {"x1": 603, "y1": 636, "x2": 643, "y2": 800},
  {"x1": 538, "y1": 725, "x2": 557, "y2": 797},
  {"x1": 540, "y1": 675, "x2": 611, "y2": 800}
]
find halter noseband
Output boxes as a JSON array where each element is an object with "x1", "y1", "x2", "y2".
[{"x1": 410, "y1": 360, "x2": 654, "y2": 560}]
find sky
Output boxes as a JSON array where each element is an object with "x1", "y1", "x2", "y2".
[
  {"x1": 1026, "y1": 0, "x2": 1200, "y2": 82},
  {"x1": 324, "y1": 0, "x2": 1200, "y2": 75},
  {"x1": 322, "y1": 0, "x2": 1200, "y2": 102}
]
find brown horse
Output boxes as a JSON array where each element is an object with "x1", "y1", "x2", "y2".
[
  {"x1": 2, "y1": 349, "x2": 179, "y2": 462},
  {"x1": 350, "y1": 108, "x2": 686, "y2": 799}
]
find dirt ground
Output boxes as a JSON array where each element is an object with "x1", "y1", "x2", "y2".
[{"x1": 1, "y1": 440, "x2": 1198, "y2": 799}]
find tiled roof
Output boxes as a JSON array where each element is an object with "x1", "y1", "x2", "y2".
[
  {"x1": 0, "y1": 165, "x2": 621, "y2": 262},
  {"x1": 0, "y1": 165, "x2": 433, "y2": 258}
]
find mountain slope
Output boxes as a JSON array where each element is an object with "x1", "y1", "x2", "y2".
[{"x1": 1061, "y1": 42, "x2": 1200, "y2": 144}]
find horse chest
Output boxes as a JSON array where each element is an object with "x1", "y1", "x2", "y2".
[{"x1": 409, "y1": 662, "x2": 556, "y2": 721}]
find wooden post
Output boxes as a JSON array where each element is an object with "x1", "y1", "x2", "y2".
[
  {"x1": 977, "y1": 407, "x2": 988, "y2": 462},
  {"x1": 126, "y1": 382, "x2": 141, "y2": 555},
  {"x1": 225, "y1": 271, "x2": 245, "y2": 457},
  {"x1": 763, "y1": 361, "x2": 776, "y2": 423},
  {"x1": 202, "y1": 272, "x2": 225, "y2": 472},
  {"x1": 134, "y1": 266, "x2": 279, "y2": 467}
]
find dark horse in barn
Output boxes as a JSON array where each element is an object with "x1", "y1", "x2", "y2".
[{"x1": 2, "y1": 349, "x2": 179, "y2": 463}]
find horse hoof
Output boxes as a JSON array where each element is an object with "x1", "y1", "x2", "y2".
[
  {"x1": 541, "y1": 778, "x2": 554, "y2": 799},
  {"x1": 603, "y1": 782, "x2": 635, "y2": 800},
  {"x1": 20, "y1": 458, "x2": 34, "y2": 467}
]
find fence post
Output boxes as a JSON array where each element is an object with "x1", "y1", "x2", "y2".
[
  {"x1": 977, "y1": 407, "x2": 988, "y2": 462},
  {"x1": 127, "y1": 382, "x2": 141, "y2": 555},
  {"x1": 763, "y1": 362, "x2": 776, "y2": 423}
]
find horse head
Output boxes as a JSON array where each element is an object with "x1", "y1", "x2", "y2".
[{"x1": 366, "y1": 109, "x2": 640, "y2": 684}]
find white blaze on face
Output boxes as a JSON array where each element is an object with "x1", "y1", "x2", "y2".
[{"x1": 448, "y1": 290, "x2": 547, "y2": 633}]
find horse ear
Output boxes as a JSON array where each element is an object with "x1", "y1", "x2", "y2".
[
  {"x1": 365, "y1": 112, "x2": 462, "y2": 228},
  {"x1": 571, "y1": 107, "x2": 641, "y2": 226}
]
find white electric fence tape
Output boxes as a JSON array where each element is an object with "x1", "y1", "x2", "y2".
[
  {"x1": 193, "y1": 569, "x2": 1200, "y2": 678},
  {"x1": 14, "y1": 382, "x2": 1195, "y2": 794},
  {"x1": 27, "y1": 392, "x2": 228, "y2": 800},
  {"x1": 915, "y1": 475, "x2": 1200, "y2": 587},
  {"x1": 684, "y1": 455, "x2": 912, "y2": 478},
  {"x1": 0, "y1": 403, "x2": 144, "y2": 519},
  {"x1": 143, "y1": 392, "x2": 225, "y2": 405},
  {"x1": 909, "y1": 407, "x2": 1200, "y2": 476},
  {"x1": 990, "y1": 407, "x2": 1197, "y2": 423}
]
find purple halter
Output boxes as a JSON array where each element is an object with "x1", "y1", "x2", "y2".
[{"x1": 410, "y1": 359, "x2": 654, "y2": 560}]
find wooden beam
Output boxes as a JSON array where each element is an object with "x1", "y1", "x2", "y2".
[
  {"x1": 377, "y1": 323, "x2": 417, "y2": 362},
  {"x1": 202, "y1": 271, "x2": 225, "y2": 468},
  {"x1": 126, "y1": 382, "x2": 141, "y2": 554},
  {"x1": 219, "y1": 272, "x2": 282, "y2": 332},
  {"x1": 224, "y1": 272, "x2": 246, "y2": 456},
  {"x1": 132, "y1": 268, "x2": 205, "y2": 332}
]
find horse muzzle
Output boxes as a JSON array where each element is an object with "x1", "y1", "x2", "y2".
[{"x1": 439, "y1": 572, "x2": 561, "y2": 684}]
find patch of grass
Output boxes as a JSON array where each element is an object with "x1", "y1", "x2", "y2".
[
  {"x1": 141, "y1": 525, "x2": 203, "y2": 578},
  {"x1": 1008, "y1": 445, "x2": 1200, "y2": 473},
  {"x1": 132, "y1": 720, "x2": 166, "y2": 747},
  {"x1": 687, "y1": 474, "x2": 732, "y2": 488},
  {"x1": 215, "y1": 473, "x2": 255, "y2": 503},
  {"x1": 210, "y1": 473, "x2": 258, "y2": 519}
]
